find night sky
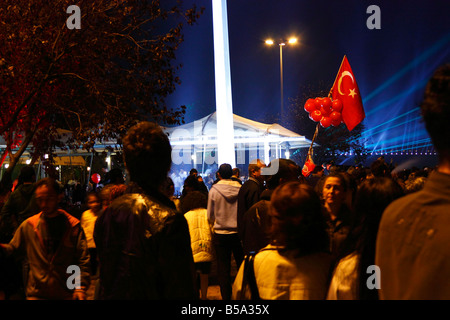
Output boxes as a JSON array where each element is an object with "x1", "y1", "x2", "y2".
[{"x1": 166, "y1": 0, "x2": 450, "y2": 159}]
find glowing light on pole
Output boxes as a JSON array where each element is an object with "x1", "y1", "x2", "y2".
[
  {"x1": 212, "y1": 0, "x2": 235, "y2": 167},
  {"x1": 265, "y1": 37, "x2": 297, "y2": 117}
]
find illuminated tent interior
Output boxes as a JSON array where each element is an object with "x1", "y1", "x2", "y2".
[{"x1": 163, "y1": 112, "x2": 313, "y2": 171}]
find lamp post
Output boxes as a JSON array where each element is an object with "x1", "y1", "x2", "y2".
[{"x1": 265, "y1": 38, "x2": 297, "y2": 117}]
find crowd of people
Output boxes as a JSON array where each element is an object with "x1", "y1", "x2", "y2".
[{"x1": 0, "y1": 64, "x2": 448, "y2": 300}]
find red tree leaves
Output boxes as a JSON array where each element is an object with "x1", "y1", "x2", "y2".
[{"x1": 0, "y1": 0, "x2": 204, "y2": 173}]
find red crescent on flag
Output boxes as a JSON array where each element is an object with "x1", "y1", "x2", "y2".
[{"x1": 337, "y1": 71, "x2": 355, "y2": 96}]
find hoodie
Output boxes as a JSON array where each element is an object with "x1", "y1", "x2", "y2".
[{"x1": 207, "y1": 179, "x2": 242, "y2": 233}]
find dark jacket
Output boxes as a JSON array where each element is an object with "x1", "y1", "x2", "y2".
[
  {"x1": 0, "y1": 183, "x2": 39, "y2": 242},
  {"x1": 323, "y1": 206, "x2": 352, "y2": 260},
  {"x1": 241, "y1": 189, "x2": 273, "y2": 255},
  {"x1": 94, "y1": 183, "x2": 197, "y2": 300},
  {"x1": 237, "y1": 177, "x2": 265, "y2": 239}
]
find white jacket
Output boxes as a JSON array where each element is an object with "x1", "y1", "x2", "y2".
[
  {"x1": 326, "y1": 252, "x2": 359, "y2": 300},
  {"x1": 184, "y1": 208, "x2": 214, "y2": 263},
  {"x1": 232, "y1": 245, "x2": 332, "y2": 300}
]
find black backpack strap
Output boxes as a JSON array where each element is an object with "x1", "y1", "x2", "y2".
[{"x1": 240, "y1": 251, "x2": 260, "y2": 300}]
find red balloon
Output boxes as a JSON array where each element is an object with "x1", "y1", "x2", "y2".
[
  {"x1": 304, "y1": 100, "x2": 316, "y2": 113},
  {"x1": 331, "y1": 119, "x2": 342, "y2": 127},
  {"x1": 314, "y1": 97, "x2": 323, "y2": 109},
  {"x1": 322, "y1": 97, "x2": 332, "y2": 109},
  {"x1": 332, "y1": 99, "x2": 343, "y2": 112},
  {"x1": 91, "y1": 173, "x2": 101, "y2": 184},
  {"x1": 320, "y1": 116, "x2": 332, "y2": 128},
  {"x1": 330, "y1": 111, "x2": 342, "y2": 122},
  {"x1": 310, "y1": 110, "x2": 322, "y2": 122},
  {"x1": 320, "y1": 105, "x2": 332, "y2": 116}
]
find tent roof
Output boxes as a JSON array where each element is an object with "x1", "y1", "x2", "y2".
[{"x1": 164, "y1": 112, "x2": 312, "y2": 150}]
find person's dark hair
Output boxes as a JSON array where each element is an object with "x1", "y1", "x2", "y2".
[
  {"x1": 18, "y1": 165, "x2": 36, "y2": 184},
  {"x1": 334, "y1": 177, "x2": 404, "y2": 300},
  {"x1": 165, "y1": 177, "x2": 175, "y2": 189},
  {"x1": 265, "y1": 159, "x2": 300, "y2": 190},
  {"x1": 122, "y1": 122, "x2": 172, "y2": 189},
  {"x1": 312, "y1": 165, "x2": 324, "y2": 174},
  {"x1": 185, "y1": 174, "x2": 200, "y2": 188},
  {"x1": 232, "y1": 167, "x2": 240, "y2": 176},
  {"x1": 218, "y1": 163, "x2": 233, "y2": 179},
  {"x1": 180, "y1": 190, "x2": 208, "y2": 214},
  {"x1": 106, "y1": 168, "x2": 124, "y2": 184},
  {"x1": 370, "y1": 158, "x2": 390, "y2": 177},
  {"x1": 35, "y1": 177, "x2": 62, "y2": 195},
  {"x1": 269, "y1": 181, "x2": 329, "y2": 257},
  {"x1": 420, "y1": 64, "x2": 450, "y2": 156},
  {"x1": 341, "y1": 172, "x2": 357, "y2": 205},
  {"x1": 110, "y1": 184, "x2": 128, "y2": 201},
  {"x1": 297, "y1": 173, "x2": 307, "y2": 185}
]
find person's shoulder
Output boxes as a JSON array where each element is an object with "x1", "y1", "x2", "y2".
[
  {"x1": 141, "y1": 193, "x2": 182, "y2": 221},
  {"x1": 244, "y1": 199, "x2": 269, "y2": 217},
  {"x1": 106, "y1": 193, "x2": 180, "y2": 229},
  {"x1": 17, "y1": 212, "x2": 42, "y2": 231},
  {"x1": 384, "y1": 191, "x2": 420, "y2": 215},
  {"x1": 81, "y1": 209, "x2": 94, "y2": 218},
  {"x1": 379, "y1": 191, "x2": 422, "y2": 231},
  {"x1": 99, "y1": 194, "x2": 150, "y2": 226},
  {"x1": 242, "y1": 178, "x2": 258, "y2": 188},
  {"x1": 108, "y1": 193, "x2": 149, "y2": 211},
  {"x1": 335, "y1": 252, "x2": 359, "y2": 271},
  {"x1": 184, "y1": 208, "x2": 206, "y2": 220},
  {"x1": 217, "y1": 179, "x2": 241, "y2": 187},
  {"x1": 255, "y1": 244, "x2": 280, "y2": 259},
  {"x1": 58, "y1": 209, "x2": 81, "y2": 227}
]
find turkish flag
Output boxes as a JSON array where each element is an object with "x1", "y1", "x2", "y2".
[
  {"x1": 330, "y1": 56, "x2": 365, "y2": 131},
  {"x1": 302, "y1": 157, "x2": 315, "y2": 177}
]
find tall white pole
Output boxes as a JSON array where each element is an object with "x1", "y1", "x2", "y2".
[
  {"x1": 212, "y1": 0, "x2": 236, "y2": 167},
  {"x1": 279, "y1": 44, "x2": 284, "y2": 117}
]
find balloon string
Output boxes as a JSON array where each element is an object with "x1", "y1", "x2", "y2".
[{"x1": 307, "y1": 123, "x2": 320, "y2": 160}]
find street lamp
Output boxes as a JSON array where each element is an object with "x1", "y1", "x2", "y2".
[{"x1": 265, "y1": 37, "x2": 298, "y2": 117}]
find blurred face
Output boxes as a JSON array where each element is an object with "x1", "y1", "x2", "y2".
[
  {"x1": 252, "y1": 164, "x2": 266, "y2": 183},
  {"x1": 322, "y1": 177, "x2": 345, "y2": 207},
  {"x1": 35, "y1": 185, "x2": 59, "y2": 217},
  {"x1": 87, "y1": 195, "x2": 101, "y2": 213},
  {"x1": 252, "y1": 167, "x2": 261, "y2": 179}
]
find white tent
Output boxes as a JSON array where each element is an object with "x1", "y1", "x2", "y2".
[{"x1": 163, "y1": 112, "x2": 312, "y2": 168}]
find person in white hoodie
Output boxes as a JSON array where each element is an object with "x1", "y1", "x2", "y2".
[{"x1": 207, "y1": 163, "x2": 243, "y2": 300}]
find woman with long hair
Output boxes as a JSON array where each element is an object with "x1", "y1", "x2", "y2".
[
  {"x1": 327, "y1": 177, "x2": 404, "y2": 300},
  {"x1": 232, "y1": 181, "x2": 331, "y2": 300},
  {"x1": 318, "y1": 173, "x2": 353, "y2": 259}
]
